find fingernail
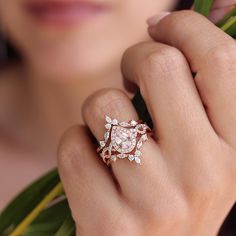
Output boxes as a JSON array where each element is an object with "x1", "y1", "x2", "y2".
[{"x1": 146, "y1": 12, "x2": 170, "y2": 26}]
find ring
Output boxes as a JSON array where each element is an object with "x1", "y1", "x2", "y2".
[{"x1": 97, "y1": 115, "x2": 152, "y2": 166}]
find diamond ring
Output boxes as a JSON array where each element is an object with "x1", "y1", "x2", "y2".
[{"x1": 97, "y1": 116, "x2": 152, "y2": 165}]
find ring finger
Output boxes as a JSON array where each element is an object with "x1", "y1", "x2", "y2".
[{"x1": 82, "y1": 89, "x2": 168, "y2": 206}]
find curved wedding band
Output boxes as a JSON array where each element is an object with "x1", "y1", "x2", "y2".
[{"x1": 97, "y1": 116, "x2": 152, "y2": 166}]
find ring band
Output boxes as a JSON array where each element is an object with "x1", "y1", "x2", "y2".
[{"x1": 97, "y1": 115, "x2": 152, "y2": 166}]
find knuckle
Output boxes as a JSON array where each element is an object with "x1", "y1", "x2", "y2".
[
  {"x1": 206, "y1": 44, "x2": 236, "y2": 73},
  {"x1": 187, "y1": 166, "x2": 226, "y2": 204},
  {"x1": 83, "y1": 88, "x2": 129, "y2": 118},
  {"x1": 193, "y1": 178, "x2": 221, "y2": 200},
  {"x1": 122, "y1": 41, "x2": 148, "y2": 66},
  {"x1": 177, "y1": 10, "x2": 201, "y2": 20},
  {"x1": 147, "y1": 198, "x2": 189, "y2": 233},
  {"x1": 188, "y1": 179, "x2": 225, "y2": 217},
  {"x1": 229, "y1": 155, "x2": 236, "y2": 181},
  {"x1": 121, "y1": 42, "x2": 137, "y2": 66},
  {"x1": 141, "y1": 47, "x2": 186, "y2": 80},
  {"x1": 162, "y1": 10, "x2": 202, "y2": 32},
  {"x1": 181, "y1": 141, "x2": 231, "y2": 206},
  {"x1": 145, "y1": 189, "x2": 189, "y2": 228},
  {"x1": 216, "y1": 140, "x2": 236, "y2": 184},
  {"x1": 95, "y1": 206, "x2": 139, "y2": 236},
  {"x1": 57, "y1": 125, "x2": 86, "y2": 170}
]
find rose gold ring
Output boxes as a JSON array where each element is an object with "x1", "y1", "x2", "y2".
[{"x1": 97, "y1": 115, "x2": 152, "y2": 166}]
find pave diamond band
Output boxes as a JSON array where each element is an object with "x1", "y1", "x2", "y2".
[{"x1": 97, "y1": 116, "x2": 152, "y2": 165}]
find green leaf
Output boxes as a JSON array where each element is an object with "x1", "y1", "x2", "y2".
[
  {"x1": 0, "y1": 168, "x2": 60, "y2": 235},
  {"x1": 217, "y1": 5, "x2": 236, "y2": 27},
  {"x1": 2, "y1": 2, "x2": 236, "y2": 235},
  {"x1": 194, "y1": 0, "x2": 213, "y2": 16},
  {"x1": 220, "y1": 15, "x2": 236, "y2": 37},
  {"x1": 22, "y1": 199, "x2": 75, "y2": 236},
  {"x1": 10, "y1": 183, "x2": 64, "y2": 236},
  {"x1": 55, "y1": 212, "x2": 76, "y2": 236}
]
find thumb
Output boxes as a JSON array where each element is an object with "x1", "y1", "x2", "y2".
[{"x1": 208, "y1": 0, "x2": 236, "y2": 23}]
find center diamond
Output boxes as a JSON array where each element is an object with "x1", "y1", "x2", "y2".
[{"x1": 111, "y1": 126, "x2": 137, "y2": 153}]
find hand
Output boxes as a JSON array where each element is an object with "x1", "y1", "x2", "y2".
[{"x1": 57, "y1": 9, "x2": 236, "y2": 236}]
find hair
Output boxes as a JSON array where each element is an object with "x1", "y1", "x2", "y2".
[{"x1": 176, "y1": 0, "x2": 194, "y2": 10}]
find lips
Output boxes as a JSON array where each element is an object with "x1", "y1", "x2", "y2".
[{"x1": 25, "y1": 0, "x2": 110, "y2": 25}]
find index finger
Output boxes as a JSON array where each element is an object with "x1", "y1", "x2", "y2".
[
  {"x1": 148, "y1": 10, "x2": 235, "y2": 73},
  {"x1": 148, "y1": 10, "x2": 236, "y2": 148}
]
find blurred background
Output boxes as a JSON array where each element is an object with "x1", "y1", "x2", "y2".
[{"x1": 0, "y1": 0, "x2": 235, "y2": 235}]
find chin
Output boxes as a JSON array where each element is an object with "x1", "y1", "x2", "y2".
[
  {"x1": 28, "y1": 51, "x2": 117, "y2": 82},
  {"x1": 23, "y1": 36, "x2": 125, "y2": 82}
]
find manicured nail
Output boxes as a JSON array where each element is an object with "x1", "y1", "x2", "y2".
[{"x1": 146, "y1": 12, "x2": 170, "y2": 26}]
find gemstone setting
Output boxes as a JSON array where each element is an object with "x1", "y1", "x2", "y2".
[
  {"x1": 97, "y1": 116, "x2": 151, "y2": 165},
  {"x1": 111, "y1": 126, "x2": 137, "y2": 153}
]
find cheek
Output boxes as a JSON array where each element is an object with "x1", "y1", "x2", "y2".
[
  {"x1": 0, "y1": 0, "x2": 35, "y2": 59},
  {"x1": 0, "y1": 0, "x2": 24, "y2": 36},
  {"x1": 112, "y1": 0, "x2": 177, "y2": 45},
  {"x1": 21, "y1": 18, "x2": 137, "y2": 79},
  {"x1": 27, "y1": 34, "x2": 124, "y2": 79},
  {"x1": 121, "y1": 0, "x2": 177, "y2": 22},
  {"x1": 0, "y1": 1, "x2": 128, "y2": 78},
  {"x1": 0, "y1": 0, "x2": 177, "y2": 80}
]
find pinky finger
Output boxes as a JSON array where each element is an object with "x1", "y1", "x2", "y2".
[{"x1": 57, "y1": 125, "x2": 123, "y2": 235}]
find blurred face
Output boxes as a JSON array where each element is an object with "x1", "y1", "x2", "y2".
[{"x1": 0, "y1": 0, "x2": 177, "y2": 80}]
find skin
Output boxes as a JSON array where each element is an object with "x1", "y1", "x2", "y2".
[
  {"x1": 0, "y1": 0, "x2": 236, "y2": 235},
  {"x1": 0, "y1": 0, "x2": 175, "y2": 208},
  {"x1": 58, "y1": 3, "x2": 236, "y2": 236}
]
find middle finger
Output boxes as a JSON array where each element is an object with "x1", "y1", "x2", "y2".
[{"x1": 122, "y1": 41, "x2": 215, "y2": 150}]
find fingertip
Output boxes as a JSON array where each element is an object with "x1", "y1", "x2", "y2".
[
  {"x1": 146, "y1": 12, "x2": 170, "y2": 27},
  {"x1": 57, "y1": 125, "x2": 90, "y2": 173}
]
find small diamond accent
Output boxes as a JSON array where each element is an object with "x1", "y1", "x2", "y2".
[
  {"x1": 105, "y1": 116, "x2": 112, "y2": 123},
  {"x1": 105, "y1": 123, "x2": 111, "y2": 129},
  {"x1": 135, "y1": 157, "x2": 141, "y2": 164},
  {"x1": 128, "y1": 155, "x2": 135, "y2": 161},
  {"x1": 119, "y1": 122, "x2": 129, "y2": 127},
  {"x1": 130, "y1": 120, "x2": 137, "y2": 126},
  {"x1": 142, "y1": 134, "x2": 148, "y2": 141},
  {"x1": 118, "y1": 154, "x2": 126, "y2": 159},
  {"x1": 135, "y1": 150, "x2": 142, "y2": 157},
  {"x1": 136, "y1": 124, "x2": 147, "y2": 134},
  {"x1": 137, "y1": 140, "x2": 143, "y2": 149},
  {"x1": 99, "y1": 141, "x2": 105, "y2": 147},
  {"x1": 112, "y1": 119, "x2": 118, "y2": 125},
  {"x1": 104, "y1": 132, "x2": 109, "y2": 140}
]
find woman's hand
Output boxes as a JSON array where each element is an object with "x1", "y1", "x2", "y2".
[{"x1": 57, "y1": 9, "x2": 236, "y2": 236}]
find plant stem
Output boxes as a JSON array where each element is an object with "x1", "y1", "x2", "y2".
[
  {"x1": 220, "y1": 15, "x2": 236, "y2": 31},
  {"x1": 9, "y1": 182, "x2": 63, "y2": 236},
  {"x1": 194, "y1": 0, "x2": 213, "y2": 16},
  {"x1": 217, "y1": 5, "x2": 236, "y2": 27}
]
